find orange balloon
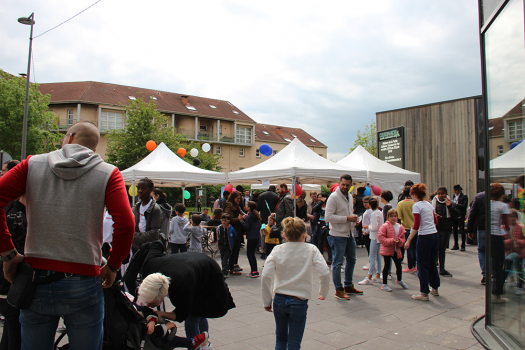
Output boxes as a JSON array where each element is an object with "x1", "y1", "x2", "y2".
[
  {"x1": 177, "y1": 148, "x2": 186, "y2": 157},
  {"x1": 146, "y1": 140, "x2": 156, "y2": 151}
]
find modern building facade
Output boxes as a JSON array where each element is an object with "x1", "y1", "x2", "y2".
[
  {"x1": 38, "y1": 81, "x2": 326, "y2": 172},
  {"x1": 477, "y1": 0, "x2": 525, "y2": 348},
  {"x1": 376, "y1": 96, "x2": 483, "y2": 202}
]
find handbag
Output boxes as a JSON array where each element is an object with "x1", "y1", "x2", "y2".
[
  {"x1": 7, "y1": 263, "x2": 37, "y2": 309},
  {"x1": 7, "y1": 263, "x2": 69, "y2": 309},
  {"x1": 269, "y1": 226, "x2": 281, "y2": 239}
]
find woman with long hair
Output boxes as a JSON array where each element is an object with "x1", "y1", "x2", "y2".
[
  {"x1": 404, "y1": 183, "x2": 440, "y2": 301},
  {"x1": 223, "y1": 190, "x2": 244, "y2": 275}
]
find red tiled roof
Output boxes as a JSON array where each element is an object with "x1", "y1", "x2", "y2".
[
  {"x1": 255, "y1": 123, "x2": 326, "y2": 147},
  {"x1": 489, "y1": 117, "x2": 503, "y2": 138},
  {"x1": 38, "y1": 81, "x2": 255, "y2": 123}
]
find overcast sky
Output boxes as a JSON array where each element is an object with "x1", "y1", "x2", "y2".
[{"x1": 0, "y1": 0, "x2": 482, "y2": 161}]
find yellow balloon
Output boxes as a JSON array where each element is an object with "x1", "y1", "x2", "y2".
[
  {"x1": 349, "y1": 186, "x2": 354, "y2": 193},
  {"x1": 128, "y1": 185, "x2": 138, "y2": 197}
]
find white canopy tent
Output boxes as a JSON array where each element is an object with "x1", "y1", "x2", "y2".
[
  {"x1": 121, "y1": 142, "x2": 226, "y2": 204},
  {"x1": 250, "y1": 184, "x2": 321, "y2": 191},
  {"x1": 337, "y1": 145, "x2": 421, "y2": 206},
  {"x1": 227, "y1": 138, "x2": 367, "y2": 185},
  {"x1": 490, "y1": 141, "x2": 525, "y2": 183},
  {"x1": 227, "y1": 138, "x2": 367, "y2": 216}
]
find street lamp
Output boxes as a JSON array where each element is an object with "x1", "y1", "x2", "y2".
[{"x1": 18, "y1": 13, "x2": 35, "y2": 160}]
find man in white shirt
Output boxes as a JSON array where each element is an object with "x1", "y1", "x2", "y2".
[{"x1": 325, "y1": 175, "x2": 362, "y2": 300}]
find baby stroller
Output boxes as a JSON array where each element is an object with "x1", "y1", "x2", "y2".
[{"x1": 102, "y1": 283, "x2": 172, "y2": 350}]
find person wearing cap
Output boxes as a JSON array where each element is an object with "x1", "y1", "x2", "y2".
[{"x1": 451, "y1": 184, "x2": 468, "y2": 251}]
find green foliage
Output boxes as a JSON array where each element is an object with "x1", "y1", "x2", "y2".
[
  {"x1": 350, "y1": 120, "x2": 377, "y2": 156},
  {"x1": 105, "y1": 96, "x2": 222, "y2": 171},
  {"x1": 0, "y1": 70, "x2": 62, "y2": 158}
]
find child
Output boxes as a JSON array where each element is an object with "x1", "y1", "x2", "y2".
[
  {"x1": 359, "y1": 198, "x2": 384, "y2": 285},
  {"x1": 217, "y1": 213, "x2": 237, "y2": 277},
  {"x1": 134, "y1": 273, "x2": 209, "y2": 349},
  {"x1": 261, "y1": 217, "x2": 330, "y2": 350},
  {"x1": 169, "y1": 203, "x2": 189, "y2": 254},
  {"x1": 504, "y1": 209, "x2": 525, "y2": 295},
  {"x1": 378, "y1": 209, "x2": 408, "y2": 291},
  {"x1": 239, "y1": 201, "x2": 262, "y2": 277},
  {"x1": 184, "y1": 214, "x2": 206, "y2": 253},
  {"x1": 361, "y1": 196, "x2": 372, "y2": 270},
  {"x1": 263, "y1": 216, "x2": 280, "y2": 256}
]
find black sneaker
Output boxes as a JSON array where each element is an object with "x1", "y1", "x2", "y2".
[
  {"x1": 460, "y1": 245, "x2": 466, "y2": 252},
  {"x1": 260, "y1": 254, "x2": 266, "y2": 259},
  {"x1": 481, "y1": 277, "x2": 486, "y2": 285},
  {"x1": 451, "y1": 245, "x2": 459, "y2": 251},
  {"x1": 439, "y1": 270, "x2": 453, "y2": 277}
]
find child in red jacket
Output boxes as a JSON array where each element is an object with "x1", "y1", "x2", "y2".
[{"x1": 378, "y1": 209, "x2": 408, "y2": 292}]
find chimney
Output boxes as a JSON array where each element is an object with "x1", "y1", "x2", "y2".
[
  {"x1": 181, "y1": 95, "x2": 189, "y2": 105},
  {"x1": 276, "y1": 127, "x2": 282, "y2": 136}
]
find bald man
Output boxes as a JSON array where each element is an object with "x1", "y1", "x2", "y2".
[{"x1": 0, "y1": 121, "x2": 135, "y2": 350}]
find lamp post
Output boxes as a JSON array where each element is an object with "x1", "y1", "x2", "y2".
[{"x1": 18, "y1": 13, "x2": 35, "y2": 160}]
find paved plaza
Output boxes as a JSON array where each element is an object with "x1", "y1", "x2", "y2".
[{"x1": 200, "y1": 240, "x2": 489, "y2": 350}]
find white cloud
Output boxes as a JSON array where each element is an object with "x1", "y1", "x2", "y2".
[{"x1": 1, "y1": 0, "x2": 482, "y2": 154}]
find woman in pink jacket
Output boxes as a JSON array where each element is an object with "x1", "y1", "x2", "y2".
[{"x1": 378, "y1": 209, "x2": 409, "y2": 292}]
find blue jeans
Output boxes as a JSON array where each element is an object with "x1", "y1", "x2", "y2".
[
  {"x1": 20, "y1": 276, "x2": 104, "y2": 350},
  {"x1": 369, "y1": 239, "x2": 381, "y2": 276},
  {"x1": 273, "y1": 294, "x2": 308, "y2": 350},
  {"x1": 329, "y1": 235, "x2": 357, "y2": 290},
  {"x1": 416, "y1": 233, "x2": 440, "y2": 294},
  {"x1": 477, "y1": 230, "x2": 486, "y2": 277},
  {"x1": 185, "y1": 315, "x2": 209, "y2": 350}
]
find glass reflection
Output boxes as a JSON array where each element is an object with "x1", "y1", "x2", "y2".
[{"x1": 484, "y1": 0, "x2": 525, "y2": 345}]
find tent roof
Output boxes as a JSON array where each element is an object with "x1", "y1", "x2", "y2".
[
  {"x1": 227, "y1": 138, "x2": 367, "y2": 184},
  {"x1": 490, "y1": 141, "x2": 525, "y2": 180},
  {"x1": 337, "y1": 145, "x2": 420, "y2": 182},
  {"x1": 120, "y1": 142, "x2": 226, "y2": 187}
]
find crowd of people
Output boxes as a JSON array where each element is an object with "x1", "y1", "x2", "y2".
[{"x1": 0, "y1": 120, "x2": 523, "y2": 350}]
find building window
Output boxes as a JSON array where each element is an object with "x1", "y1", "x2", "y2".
[
  {"x1": 239, "y1": 148, "x2": 245, "y2": 157},
  {"x1": 319, "y1": 154, "x2": 323, "y2": 157},
  {"x1": 508, "y1": 119, "x2": 524, "y2": 140},
  {"x1": 256, "y1": 149, "x2": 260, "y2": 158},
  {"x1": 235, "y1": 126, "x2": 252, "y2": 144},
  {"x1": 497, "y1": 145, "x2": 504, "y2": 155},
  {"x1": 215, "y1": 146, "x2": 221, "y2": 155},
  {"x1": 100, "y1": 111, "x2": 124, "y2": 132},
  {"x1": 239, "y1": 167, "x2": 244, "y2": 170},
  {"x1": 67, "y1": 110, "x2": 74, "y2": 125},
  {"x1": 273, "y1": 150, "x2": 278, "y2": 156},
  {"x1": 200, "y1": 125, "x2": 207, "y2": 131}
]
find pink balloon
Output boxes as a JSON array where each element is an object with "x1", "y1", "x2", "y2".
[
  {"x1": 371, "y1": 185, "x2": 382, "y2": 196},
  {"x1": 225, "y1": 184, "x2": 233, "y2": 193}
]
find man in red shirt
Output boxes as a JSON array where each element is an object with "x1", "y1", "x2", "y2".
[{"x1": 0, "y1": 121, "x2": 134, "y2": 350}]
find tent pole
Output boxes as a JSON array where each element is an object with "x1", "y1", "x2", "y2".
[
  {"x1": 132, "y1": 179, "x2": 136, "y2": 207},
  {"x1": 182, "y1": 185, "x2": 185, "y2": 205},
  {"x1": 293, "y1": 176, "x2": 297, "y2": 217}
]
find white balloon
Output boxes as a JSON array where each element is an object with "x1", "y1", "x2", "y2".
[
  {"x1": 190, "y1": 148, "x2": 199, "y2": 157},
  {"x1": 202, "y1": 143, "x2": 211, "y2": 152}
]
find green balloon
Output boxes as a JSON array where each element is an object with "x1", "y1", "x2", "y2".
[{"x1": 183, "y1": 190, "x2": 191, "y2": 200}]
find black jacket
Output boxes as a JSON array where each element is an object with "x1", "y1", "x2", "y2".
[
  {"x1": 454, "y1": 192, "x2": 469, "y2": 218},
  {"x1": 124, "y1": 241, "x2": 235, "y2": 322},
  {"x1": 257, "y1": 190, "x2": 279, "y2": 224},
  {"x1": 354, "y1": 194, "x2": 366, "y2": 216},
  {"x1": 467, "y1": 192, "x2": 485, "y2": 232},
  {"x1": 434, "y1": 200, "x2": 456, "y2": 232}
]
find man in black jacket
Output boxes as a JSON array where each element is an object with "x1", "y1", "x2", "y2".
[
  {"x1": 451, "y1": 184, "x2": 468, "y2": 251},
  {"x1": 467, "y1": 191, "x2": 486, "y2": 284}
]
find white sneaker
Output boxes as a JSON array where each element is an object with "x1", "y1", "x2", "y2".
[
  {"x1": 372, "y1": 276, "x2": 382, "y2": 283},
  {"x1": 516, "y1": 288, "x2": 524, "y2": 296},
  {"x1": 380, "y1": 273, "x2": 392, "y2": 280},
  {"x1": 363, "y1": 263, "x2": 370, "y2": 270},
  {"x1": 358, "y1": 278, "x2": 371, "y2": 285}
]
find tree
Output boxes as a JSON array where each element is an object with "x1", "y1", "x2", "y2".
[
  {"x1": 350, "y1": 120, "x2": 377, "y2": 156},
  {"x1": 0, "y1": 70, "x2": 62, "y2": 159},
  {"x1": 105, "y1": 96, "x2": 222, "y2": 171}
]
